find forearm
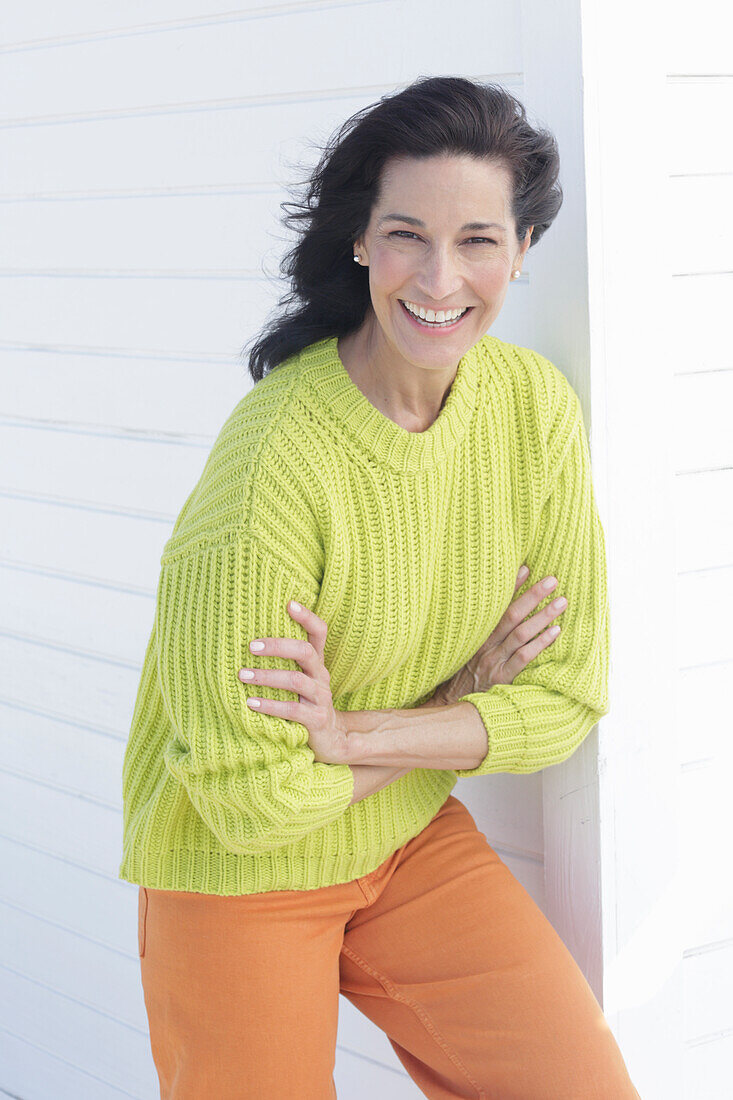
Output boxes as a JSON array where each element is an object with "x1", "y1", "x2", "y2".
[
  {"x1": 344, "y1": 700, "x2": 489, "y2": 770},
  {"x1": 344, "y1": 687, "x2": 466, "y2": 800},
  {"x1": 347, "y1": 763, "x2": 412, "y2": 806}
]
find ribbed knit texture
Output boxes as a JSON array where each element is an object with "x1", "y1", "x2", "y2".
[{"x1": 118, "y1": 333, "x2": 609, "y2": 895}]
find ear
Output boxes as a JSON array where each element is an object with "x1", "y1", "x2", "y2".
[{"x1": 519, "y1": 226, "x2": 533, "y2": 258}]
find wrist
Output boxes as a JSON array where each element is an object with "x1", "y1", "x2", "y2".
[
  {"x1": 343, "y1": 709, "x2": 396, "y2": 765},
  {"x1": 425, "y1": 684, "x2": 456, "y2": 708}
]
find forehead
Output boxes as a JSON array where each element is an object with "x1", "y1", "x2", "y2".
[{"x1": 375, "y1": 154, "x2": 513, "y2": 220}]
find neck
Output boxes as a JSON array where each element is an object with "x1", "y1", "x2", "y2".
[{"x1": 338, "y1": 316, "x2": 459, "y2": 434}]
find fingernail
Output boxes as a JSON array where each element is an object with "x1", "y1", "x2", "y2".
[
  {"x1": 542, "y1": 576, "x2": 557, "y2": 590},
  {"x1": 250, "y1": 640, "x2": 265, "y2": 651},
  {"x1": 290, "y1": 601, "x2": 301, "y2": 612},
  {"x1": 518, "y1": 565, "x2": 529, "y2": 579},
  {"x1": 239, "y1": 669, "x2": 254, "y2": 680}
]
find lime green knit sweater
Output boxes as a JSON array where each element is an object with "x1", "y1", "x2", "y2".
[{"x1": 118, "y1": 333, "x2": 609, "y2": 895}]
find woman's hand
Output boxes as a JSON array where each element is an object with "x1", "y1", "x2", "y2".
[
  {"x1": 237, "y1": 601, "x2": 351, "y2": 765},
  {"x1": 424, "y1": 566, "x2": 567, "y2": 707}
]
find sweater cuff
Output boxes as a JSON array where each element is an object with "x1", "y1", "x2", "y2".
[{"x1": 453, "y1": 689, "x2": 528, "y2": 777}]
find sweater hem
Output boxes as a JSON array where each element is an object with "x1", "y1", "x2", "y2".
[{"x1": 119, "y1": 771, "x2": 457, "y2": 896}]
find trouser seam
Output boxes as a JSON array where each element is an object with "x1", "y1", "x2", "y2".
[{"x1": 340, "y1": 942, "x2": 486, "y2": 1100}]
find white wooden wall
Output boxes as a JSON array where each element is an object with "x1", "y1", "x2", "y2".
[
  {"x1": 666, "y1": 2, "x2": 733, "y2": 1093},
  {"x1": 574, "y1": 1, "x2": 733, "y2": 1097},
  {"x1": 3, "y1": 0, "x2": 719, "y2": 1096}
]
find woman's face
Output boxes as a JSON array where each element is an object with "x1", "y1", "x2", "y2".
[{"x1": 353, "y1": 154, "x2": 532, "y2": 366}]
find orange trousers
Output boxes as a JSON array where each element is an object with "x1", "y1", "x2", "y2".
[{"x1": 138, "y1": 795, "x2": 641, "y2": 1099}]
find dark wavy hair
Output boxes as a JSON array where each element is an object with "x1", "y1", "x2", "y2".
[{"x1": 242, "y1": 75, "x2": 562, "y2": 382}]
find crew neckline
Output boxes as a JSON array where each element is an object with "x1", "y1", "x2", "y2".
[{"x1": 299, "y1": 334, "x2": 484, "y2": 474}]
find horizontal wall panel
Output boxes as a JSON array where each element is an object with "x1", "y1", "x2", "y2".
[
  {"x1": 0, "y1": 1029, "x2": 144, "y2": 1100},
  {"x1": 676, "y1": 662, "x2": 733, "y2": 766},
  {"x1": 0, "y1": 837, "x2": 136, "y2": 962},
  {"x1": 2, "y1": 425, "x2": 213, "y2": 527},
  {"x1": 670, "y1": 176, "x2": 733, "y2": 275},
  {"x1": 674, "y1": 468, "x2": 733, "y2": 573},
  {"x1": 3, "y1": 567, "x2": 175, "y2": 666},
  {"x1": 1, "y1": 190, "x2": 294, "y2": 273},
  {"x1": 684, "y1": 1035, "x2": 733, "y2": 1100},
  {"x1": 0, "y1": 1, "x2": 520, "y2": 124},
  {"x1": 1, "y1": 901, "x2": 145, "y2": 1033},
  {"x1": 0, "y1": 275, "x2": 266, "y2": 352},
  {"x1": 0, "y1": 499, "x2": 173, "y2": 595},
  {"x1": 0, "y1": 0, "x2": 270, "y2": 46},
  {"x1": 680, "y1": 760, "x2": 733, "y2": 947},
  {"x1": 667, "y1": 79, "x2": 733, "y2": 176},
  {"x1": 673, "y1": 370, "x2": 733, "y2": 473},
  {"x1": 683, "y1": 942, "x2": 733, "y2": 1043},
  {"x1": 1, "y1": 635, "x2": 141, "y2": 739},
  {"x1": 0, "y1": 962, "x2": 153, "y2": 1097},
  {"x1": 669, "y1": 271, "x2": 733, "y2": 375},
  {"x1": 666, "y1": 0, "x2": 733, "y2": 73},
  {"x1": 0, "y1": 348, "x2": 248, "y2": 432},
  {"x1": 6, "y1": 4, "x2": 521, "y2": 125},
  {"x1": 676, "y1": 566, "x2": 733, "y2": 669},
  {"x1": 0, "y1": 98, "x2": 354, "y2": 194},
  {"x1": 0, "y1": 768, "x2": 124, "y2": 884},
  {"x1": 2, "y1": 706, "x2": 125, "y2": 805}
]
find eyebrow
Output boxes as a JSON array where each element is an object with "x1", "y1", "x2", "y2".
[{"x1": 378, "y1": 213, "x2": 506, "y2": 232}]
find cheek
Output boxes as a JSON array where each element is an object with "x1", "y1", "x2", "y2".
[
  {"x1": 371, "y1": 250, "x2": 412, "y2": 294},
  {"x1": 475, "y1": 269, "x2": 509, "y2": 302}
]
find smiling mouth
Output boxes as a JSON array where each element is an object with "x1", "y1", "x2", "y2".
[{"x1": 398, "y1": 300, "x2": 473, "y2": 330}]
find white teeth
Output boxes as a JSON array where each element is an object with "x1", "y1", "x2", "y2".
[{"x1": 403, "y1": 300, "x2": 468, "y2": 323}]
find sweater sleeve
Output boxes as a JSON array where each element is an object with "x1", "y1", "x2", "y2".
[
  {"x1": 453, "y1": 383, "x2": 610, "y2": 777},
  {"x1": 155, "y1": 532, "x2": 355, "y2": 853}
]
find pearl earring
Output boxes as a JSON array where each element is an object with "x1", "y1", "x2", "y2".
[
  {"x1": 513, "y1": 269, "x2": 521, "y2": 279},
  {"x1": 353, "y1": 254, "x2": 360, "y2": 262}
]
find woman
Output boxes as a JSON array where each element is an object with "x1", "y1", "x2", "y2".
[{"x1": 120, "y1": 77, "x2": 641, "y2": 1098}]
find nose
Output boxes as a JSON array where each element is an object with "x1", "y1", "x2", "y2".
[{"x1": 413, "y1": 246, "x2": 463, "y2": 304}]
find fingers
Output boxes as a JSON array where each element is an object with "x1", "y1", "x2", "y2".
[
  {"x1": 511, "y1": 589, "x2": 567, "y2": 647},
  {"x1": 514, "y1": 564, "x2": 530, "y2": 590},
  {"x1": 494, "y1": 569, "x2": 566, "y2": 681},
  {"x1": 493, "y1": 571, "x2": 564, "y2": 647},
  {"x1": 237, "y1": 600, "x2": 330, "y2": 705},
  {"x1": 243, "y1": 600, "x2": 327, "y2": 672},
  {"x1": 288, "y1": 598, "x2": 329, "y2": 664},
  {"x1": 501, "y1": 622, "x2": 562, "y2": 683},
  {"x1": 238, "y1": 663, "x2": 329, "y2": 709},
  {"x1": 246, "y1": 634, "x2": 318, "y2": 667}
]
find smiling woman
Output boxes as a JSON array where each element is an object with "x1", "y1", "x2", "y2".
[
  {"x1": 246, "y1": 77, "x2": 562, "y2": 386},
  {"x1": 120, "y1": 76, "x2": 641, "y2": 1099},
  {"x1": 338, "y1": 151, "x2": 531, "y2": 417}
]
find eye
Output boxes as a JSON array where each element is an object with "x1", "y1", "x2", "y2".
[{"x1": 388, "y1": 231, "x2": 497, "y2": 245}]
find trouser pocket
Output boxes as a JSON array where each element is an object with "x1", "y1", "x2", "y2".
[{"x1": 138, "y1": 887, "x2": 148, "y2": 958}]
